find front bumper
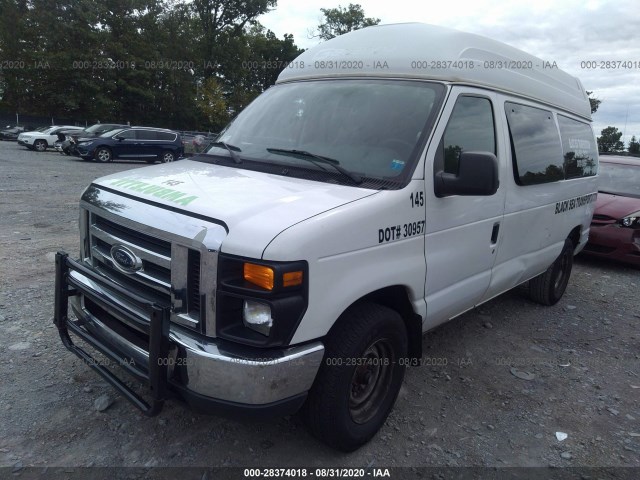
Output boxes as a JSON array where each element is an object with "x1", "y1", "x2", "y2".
[
  {"x1": 54, "y1": 252, "x2": 324, "y2": 417},
  {"x1": 583, "y1": 224, "x2": 640, "y2": 266},
  {"x1": 75, "y1": 144, "x2": 96, "y2": 158}
]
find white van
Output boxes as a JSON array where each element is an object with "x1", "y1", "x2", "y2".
[{"x1": 54, "y1": 23, "x2": 598, "y2": 451}]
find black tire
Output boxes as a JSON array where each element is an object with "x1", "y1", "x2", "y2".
[
  {"x1": 529, "y1": 238, "x2": 574, "y2": 305},
  {"x1": 95, "y1": 147, "x2": 112, "y2": 163},
  {"x1": 34, "y1": 139, "x2": 47, "y2": 152},
  {"x1": 303, "y1": 303, "x2": 407, "y2": 451},
  {"x1": 161, "y1": 151, "x2": 175, "y2": 163}
]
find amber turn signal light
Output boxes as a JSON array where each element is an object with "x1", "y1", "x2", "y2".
[
  {"x1": 283, "y1": 271, "x2": 303, "y2": 287},
  {"x1": 243, "y1": 263, "x2": 274, "y2": 290}
]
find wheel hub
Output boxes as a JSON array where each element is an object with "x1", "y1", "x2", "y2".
[{"x1": 348, "y1": 339, "x2": 393, "y2": 424}]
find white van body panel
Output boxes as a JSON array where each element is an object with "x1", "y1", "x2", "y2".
[
  {"x1": 277, "y1": 23, "x2": 591, "y2": 121},
  {"x1": 264, "y1": 182, "x2": 427, "y2": 344}
]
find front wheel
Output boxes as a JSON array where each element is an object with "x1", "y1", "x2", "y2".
[
  {"x1": 529, "y1": 238, "x2": 574, "y2": 305},
  {"x1": 95, "y1": 147, "x2": 112, "y2": 163},
  {"x1": 303, "y1": 303, "x2": 407, "y2": 451},
  {"x1": 34, "y1": 139, "x2": 47, "y2": 152}
]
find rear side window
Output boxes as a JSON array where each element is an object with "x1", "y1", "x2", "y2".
[
  {"x1": 505, "y1": 102, "x2": 563, "y2": 185},
  {"x1": 136, "y1": 130, "x2": 159, "y2": 140},
  {"x1": 442, "y1": 96, "x2": 496, "y2": 174},
  {"x1": 157, "y1": 132, "x2": 176, "y2": 141},
  {"x1": 557, "y1": 115, "x2": 598, "y2": 179}
]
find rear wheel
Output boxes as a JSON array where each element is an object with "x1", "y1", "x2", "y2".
[
  {"x1": 303, "y1": 303, "x2": 407, "y2": 451},
  {"x1": 161, "y1": 151, "x2": 175, "y2": 163},
  {"x1": 34, "y1": 139, "x2": 47, "y2": 152},
  {"x1": 529, "y1": 238, "x2": 574, "y2": 305},
  {"x1": 95, "y1": 147, "x2": 112, "y2": 163}
]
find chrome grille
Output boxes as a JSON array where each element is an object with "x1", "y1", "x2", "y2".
[
  {"x1": 188, "y1": 250, "x2": 201, "y2": 318},
  {"x1": 88, "y1": 212, "x2": 203, "y2": 331}
]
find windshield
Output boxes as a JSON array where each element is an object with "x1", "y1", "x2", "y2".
[
  {"x1": 84, "y1": 124, "x2": 104, "y2": 134},
  {"x1": 205, "y1": 80, "x2": 444, "y2": 188},
  {"x1": 598, "y1": 162, "x2": 640, "y2": 198}
]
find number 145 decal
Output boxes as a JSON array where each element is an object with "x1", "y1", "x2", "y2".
[{"x1": 410, "y1": 191, "x2": 424, "y2": 208}]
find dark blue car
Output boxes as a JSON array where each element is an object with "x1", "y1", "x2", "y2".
[{"x1": 75, "y1": 126, "x2": 183, "y2": 163}]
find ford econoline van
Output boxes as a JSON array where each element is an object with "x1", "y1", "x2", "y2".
[{"x1": 54, "y1": 23, "x2": 598, "y2": 451}]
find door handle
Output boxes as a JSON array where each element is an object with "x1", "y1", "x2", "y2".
[{"x1": 490, "y1": 222, "x2": 500, "y2": 245}]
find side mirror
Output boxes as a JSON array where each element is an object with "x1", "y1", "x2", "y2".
[
  {"x1": 115, "y1": 136, "x2": 124, "y2": 141},
  {"x1": 434, "y1": 151, "x2": 499, "y2": 197}
]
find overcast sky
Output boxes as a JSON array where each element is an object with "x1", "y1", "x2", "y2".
[{"x1": 259, "y1": 0, "x2": 640, "y2": 146}]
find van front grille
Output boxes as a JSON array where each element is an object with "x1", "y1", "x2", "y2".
[{"x1": 87, "y1": 212, "x2": 203, "y2": 331}]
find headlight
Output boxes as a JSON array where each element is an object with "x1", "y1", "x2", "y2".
[
  {"x1": 621, "y1": 211, "x2": 640, "y2": 227},
  {"x1": 216, "y1": 254, "x2": 308, "y2": 347},
  {"x1": 243, "y1": 300, "x2": 272, "y2": 336}
]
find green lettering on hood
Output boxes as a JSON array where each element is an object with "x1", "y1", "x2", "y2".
[
  {"x1": 175, "y1": 195, "x2": 198, "y2": 206},
  {"x1": 110, "y1": 178, "x2": 199, "y2": 206}
]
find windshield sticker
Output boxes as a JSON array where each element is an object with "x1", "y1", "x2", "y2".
[
  {"x1": 110, "y1": 178, "x2": 198, "y2": 206},
  {"x1": 390, "y1": 159, "x2": 405, "y2": 171},
  {"x1": 554, "y1": 193, "x2": 597, "y2": 214}
]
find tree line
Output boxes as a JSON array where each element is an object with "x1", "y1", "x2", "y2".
[
  {"x1": 0, "y1": 1, "x2": 380, "y2": 131},
  {"x1": 1, "y1": 2, "x2": 612, "y2": 137},
  {"x1": 598, "y1": 126, "x2": 640, "y2": 155}
]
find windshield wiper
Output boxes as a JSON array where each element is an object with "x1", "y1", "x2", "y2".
[
  {"x1": 266, "y1": 148, "x2": 362, "y2": 184},
  {"x1": 209, "y1": 141, "x2": 242, "y2": 164}
]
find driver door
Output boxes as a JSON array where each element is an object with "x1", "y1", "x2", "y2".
[{"x1": 423, "y1": 87, "x2": 507, "y2": 329}]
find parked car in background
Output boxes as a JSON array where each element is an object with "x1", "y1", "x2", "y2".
[
  {"x1": 0, "y1": 125, "x2": 29, "y2": 141},
  {"x1": 180, "y1": 130, "x2": 217, "y2": 157},
  {"x1": 74, "y1": 126, "x2": 183, "y2": 163},
  {"x1": 1, "y1": 125, "x2": 40, "y2": 141},
  {"x1": 18, "y1": 125, "x2": 84, "y2": 151},
  {"x1": 583, "y1": 156, "x2": 640, "y2": 266},
  {"x1": 55, "y1": 123, "x2": 128, "y2": 155}
]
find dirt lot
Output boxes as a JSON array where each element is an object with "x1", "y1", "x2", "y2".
[{"x1": 0, "y1": 142, "x2": 639, "y2": 474}]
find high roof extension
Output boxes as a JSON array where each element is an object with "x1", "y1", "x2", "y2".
[{"x1": 277, "y1": 23, "x2": 591, "y2": 121}]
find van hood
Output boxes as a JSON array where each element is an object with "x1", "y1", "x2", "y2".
[{"x1": 93, "y1": 160, "x2": 377, "y2": 258}]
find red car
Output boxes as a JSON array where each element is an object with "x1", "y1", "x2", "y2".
[{"x1": 583, "y1": 156, "x2": 640, "y2": 266}]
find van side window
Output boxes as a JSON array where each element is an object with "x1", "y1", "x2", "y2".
[
  {"x1": 136, "y1": 130, "x2": 158, "y2": 140},
  {"x1": 505, "y1": 102, "x2": 564, "y2": 185},
  {"x1": 557, "y1": 115, "x2": 598, "y2": 179},
  {"x1": 157, "y1": 132, "x2": 177, "y2": 141},
  {"x1": 117, "y1": 130, "x2": 136, "y2": 140},
  {"x1": 442, "y1": 96, "x2": 496, "y2": 174}
]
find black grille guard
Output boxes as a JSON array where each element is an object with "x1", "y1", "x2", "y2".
[{"x1": 53, "y1": 251, "x2": 170, "y2": 416}]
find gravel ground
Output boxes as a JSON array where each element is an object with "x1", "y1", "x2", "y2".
[{"x1": 0, "y1": 142, "x2": 639, "y2": 474}]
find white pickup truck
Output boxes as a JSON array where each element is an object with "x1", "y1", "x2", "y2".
[{"x1": 54, "y1": 23, "x2": 598, "y2": 451}]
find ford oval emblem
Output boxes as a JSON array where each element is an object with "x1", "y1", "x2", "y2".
[{"x1": 110, "y1": 245, "x2": 142, "y2": 273}]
